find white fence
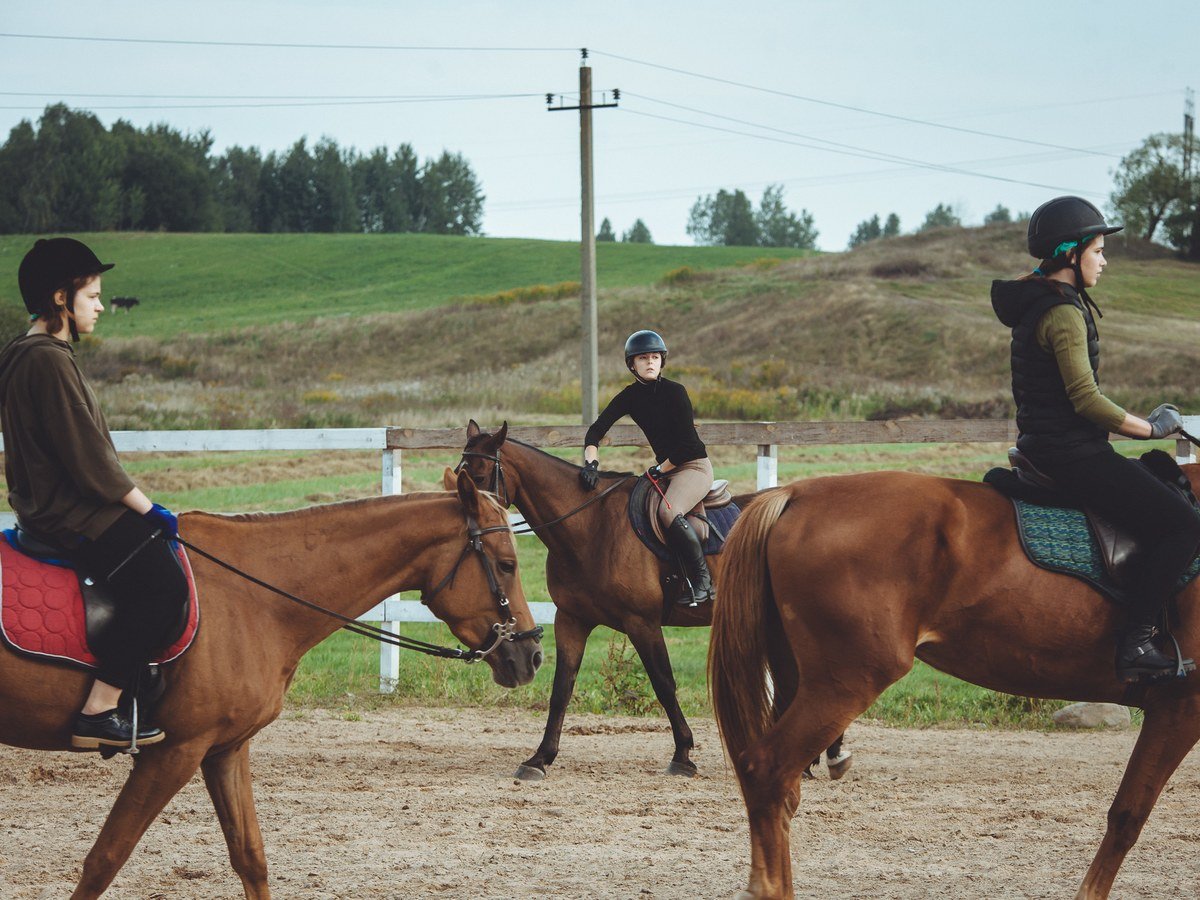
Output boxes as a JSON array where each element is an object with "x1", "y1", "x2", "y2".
[{"x1": 5, "y1": 422, "x2": 1196, "y2": 691}]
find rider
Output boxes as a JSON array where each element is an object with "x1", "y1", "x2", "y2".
[
  {"x1": 579, "y1": 330, "x2": 715, "y2": 605},
  {"x1": 0, "y1": 238, "x2": 188, "y2": 749},
  {"x1": 991, "y1": 196, "x2": 1200, "y2": 682}
]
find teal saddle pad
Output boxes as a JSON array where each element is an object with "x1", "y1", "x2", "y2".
[{"x1": 1012, "y1": 499, "x2": 1200, "y2": 604}]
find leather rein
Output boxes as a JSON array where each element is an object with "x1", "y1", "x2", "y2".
[
  {"x1": 176, "y1": 509, "x2": 542, "y2": 663},
  {"x1": 456, "y1": 447, "x2": 633, "y2": 536}
]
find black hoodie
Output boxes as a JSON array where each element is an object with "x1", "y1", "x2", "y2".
[
  {"x1": 0, "y1": 334, "x2": 134, "y2": 542},
  {"x1": 991, "y1": 278, "x2": 1111, "y2": 465}
]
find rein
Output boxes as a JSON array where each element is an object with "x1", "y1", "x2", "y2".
[
  {"x1": 174, "y1": 510, "x2": 542, "y2": 663},
  {"x1": 457, "y1": 448, "x2": 633, "y2": 535}
]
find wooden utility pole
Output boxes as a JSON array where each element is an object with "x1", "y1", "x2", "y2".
[{"x1": 548, "y1": 49, "x2": 618, "y2": 423}]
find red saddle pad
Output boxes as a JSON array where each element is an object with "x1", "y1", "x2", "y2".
[{"x1": 0, "y1": 539, "x2": 199, "y2": 669}]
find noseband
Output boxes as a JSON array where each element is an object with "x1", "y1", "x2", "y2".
[{"x1": 421, "y1": 512, "x2": 543, "y2": 661}]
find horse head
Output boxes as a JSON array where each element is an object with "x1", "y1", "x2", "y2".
[
  {"x1": 426, "y1": 467, "x2": 542, "y2": 687},
  {"x1": 459, "y1": 419, "x2": 518, "y2": 507}
]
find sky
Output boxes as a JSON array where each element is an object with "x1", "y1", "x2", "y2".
[{"x1": 2, "y1": 2, "x2": 1198, "y2": 252}]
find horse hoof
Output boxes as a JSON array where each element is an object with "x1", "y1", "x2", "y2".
[
  {"x1": 827, "y1": 750, "x2": 853, "y2": 781},
  {"x1": 514, "y1": 764, "x2": 546, "y2": 782},
  {"x1": 666, "y1": 759, "x2": 697, "y2": 778}
]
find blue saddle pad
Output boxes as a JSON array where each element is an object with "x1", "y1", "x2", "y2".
[
  {"x1": 627, "y1": 475, "x2": 741, "y2": 563},
  {"x1": 1012, "y1": 499, "x2": 1200, "y2": 604}
]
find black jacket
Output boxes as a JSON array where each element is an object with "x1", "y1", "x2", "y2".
[
  {"x1": 584, "y1": 376, "x2": 707, "y2": 465},
  {"x1": 991, "y1": 278, "x2": 1109, "y2": 465}
]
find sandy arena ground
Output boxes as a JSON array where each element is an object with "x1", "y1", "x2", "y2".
[{"x1": 1, "y1": 708, "x2": 1198, "y2": 899}]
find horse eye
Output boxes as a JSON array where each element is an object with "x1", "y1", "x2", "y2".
[{"x1": 497, "y1": 560, "x2": 517, "y2": 575}]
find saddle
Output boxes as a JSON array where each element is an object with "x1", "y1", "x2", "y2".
[
  {"x1": 0, "y1": 527, "x2": 198, "y2": 670},
  {"x1": 627, "y1": 475, "x2": 740, "y2": 563},
  {"x1": 985, "y1": 448, "x2": 1200, "y2": 592}
]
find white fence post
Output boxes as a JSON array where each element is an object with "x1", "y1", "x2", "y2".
[
  {"x1": 757, "y1": 444, "x2": 778, "y2": 490},
  {"x1": 378, "y1": 448, "x2": 402, "y2": 693},
  {"x1": 1178, "y1": 416, "x2": 1200, "y2": 464}
]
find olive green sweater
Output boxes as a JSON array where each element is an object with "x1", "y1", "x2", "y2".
[
  {"x1": 1034, "y1": 305, "x2": 1126, "y2": 434},
  {"x1": 0, "y1": 334, "x2": 134, "y2": 542}
]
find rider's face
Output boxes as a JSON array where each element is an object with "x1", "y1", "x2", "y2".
[
  {"x1": 632, "y1": 352, "x2": 662, "y2": 381},
  {"x1": 1076, "y1": 236, "x2": 1107, "y2": 288},
  {"x1": 67, "y1": 276, "x2": 104, "y2": 335}
]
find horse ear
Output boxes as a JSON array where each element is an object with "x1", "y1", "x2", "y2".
[
  {"x1": 496, "y1": 421, "x2": 508, "y2": 445},
  {"x1": 456, "y1": 467, "x2": 481, "y2": 517},
  {"x1": 466, "y1": 419, "x2": 481, "y2": 439},
  {"x1": 441, "y1": 466, "x2": 457, "y2": 491}
]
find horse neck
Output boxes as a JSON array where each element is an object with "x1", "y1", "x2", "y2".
[
  {"x1": 505, "y1": 441, "x2": 614, "y2": 557},
  {"x1": 194, "y1": 494, "x2": 457, "y2": 653}
]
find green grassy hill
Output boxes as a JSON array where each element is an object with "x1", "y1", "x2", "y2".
[
  {"x1": 2, "y1": 225, "x2": 1197, "y2": 432},
  {"x1": 0, "y1": 232, "x2": 809, "y2": 336}
]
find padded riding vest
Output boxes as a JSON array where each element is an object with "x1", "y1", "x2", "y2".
[{"x1": 1009, "y1": 285, "x2": 1108, "y2": 465}]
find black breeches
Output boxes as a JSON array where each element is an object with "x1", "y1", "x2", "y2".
[
  {"x1": 1041, "y1": 449, "x2": 1200, "y2": 625},
  {"x1": 68, "y1": 511, "x2": 190, "y2": 687}
]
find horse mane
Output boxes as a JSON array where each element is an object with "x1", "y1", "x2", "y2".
[
  {"x1": 184, "y1": 490, "x2": 501, "y2": 525},
  {"x1": 504, "y1": 436, "x2": 634, "y2": 479}
]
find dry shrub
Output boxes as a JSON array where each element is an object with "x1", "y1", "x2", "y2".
[
  {"x1": 870, "y1": 257, "x2": 935, "y2": 279},
  {"x1": 456, "y1": 281, "x2": 580, "y2": 306}
]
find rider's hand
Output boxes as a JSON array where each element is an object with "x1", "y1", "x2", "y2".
[
  {"x1": 1147, "y1": 403, "x2": 1183, "y2": 440},
  {"x1": 646, "y1": 464, "x2": 664, "y2": 481},
  {"x1": 142, "y1": 503, "x2": 179, "y2": 538},
  {"x1": 578, "y1": 460, "x2": 599, "y2": 491}
]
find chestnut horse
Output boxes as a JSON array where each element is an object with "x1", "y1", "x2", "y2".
[
  {"x1": 709, "y1": 468, "x2": 1200, "y2": 899},
  {"x1": 0, "y1": 471, "x2": 542, "y2": 899},
  {"x1": 456, "y1": 421, "x2": 850, "y2": 780}
]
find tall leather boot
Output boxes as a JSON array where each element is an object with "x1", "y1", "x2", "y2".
[
  {"x1": 1115, "y1": 624, "x2": 1183, "y2": 683},
  {"x1": 665, "y1": 515, "x2": 715, "y2": 606}
]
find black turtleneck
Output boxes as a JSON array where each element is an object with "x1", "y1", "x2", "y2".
[{"x1": 584, "y1": 376, "x2": 707, "y2": 465}]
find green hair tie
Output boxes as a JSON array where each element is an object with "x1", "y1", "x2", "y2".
[{"x1": 1052, "y1": 234, "x2": 1097, "y2": 258}]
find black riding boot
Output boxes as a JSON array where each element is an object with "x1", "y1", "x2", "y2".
[
  {"x1": 1115, "y1": 624, "x2": 1185, "y2": 683},
  {"x1": 665, "y1": 515, "x2": 715, "y2": 606}
]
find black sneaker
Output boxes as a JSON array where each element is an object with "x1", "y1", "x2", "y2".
[{"x1": 71, "y1": 709, "x2": 166, "y2": 750}]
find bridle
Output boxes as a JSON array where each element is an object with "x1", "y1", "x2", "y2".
[
  {"x1": 456, "y1": 443, "x2": 633, "y2": 536},
  {"x1": 176, "y1": 507, "x2": 542, "y2": 664},
  {"x1": 419, "y1": 512, "x2": 544, "y2": 657}
]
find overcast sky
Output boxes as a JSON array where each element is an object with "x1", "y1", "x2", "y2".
[{"x1": 3, "y1": 2, "x2": 1197, "y2": 251}]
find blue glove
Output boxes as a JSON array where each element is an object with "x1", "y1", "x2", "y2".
[
  {"x1": 143, "y1": 503, "x2": 178, "y2": 539},
  {"x1": 647, "y1": 464, "x2": 664, "y2": 481}
]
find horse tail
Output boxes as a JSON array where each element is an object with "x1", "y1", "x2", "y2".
[{"x1": 709, "y1": 486, "x2": 794, "y2": 766}]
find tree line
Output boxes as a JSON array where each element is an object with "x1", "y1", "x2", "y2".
[{"x1": 0, "y1": 104, "x2": 484, "y2": 235}]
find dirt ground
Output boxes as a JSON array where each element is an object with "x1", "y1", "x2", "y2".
[{"x1": 1, "y1": 708, "x2": 1198, "y2": 899}]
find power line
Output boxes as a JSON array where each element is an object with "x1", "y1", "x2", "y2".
[
  {"x1": 0, "y1": 94, "x2": 542, "y2": 111},
  {"x1": 0, "y1": 32, "x2": 576, "y2": 52},
  {"x1": 593, "y1": 50, "x2": 1146, "y2": 157},
  {"x1": 0, "y1": 90, "x2": 540, "y2": 100},
  {"x1": 624, "y1": 91, "x2": 1122, "y2": 162},
  {"x1": 618, "y1": 105, "x2": 1103, "y2": 197}
]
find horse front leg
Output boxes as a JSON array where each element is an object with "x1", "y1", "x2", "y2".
[
  {"x1": 202, "y1": 742, "x2": 270, "y2": 899},
  {"x1": 625, "y1": 620, "x2": 696, "y2": 776},
  {"x1": 70, "y1": 743, "x2": 208, "y2": 899},
  {"x1": 515, "y1": 609, "x2": 595, "y2": 781},
  {"x1": 1075, "y1": 699, "x2": 1200, "y2": 899}
]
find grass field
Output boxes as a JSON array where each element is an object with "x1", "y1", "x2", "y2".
[{"x1": 0, "y1": 232, "x2": 809, "y2": 336}]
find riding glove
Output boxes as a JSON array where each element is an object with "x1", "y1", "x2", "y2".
[
  {"x1": 143, "y1": 503, "x2": 179, "y2": 538},
  {"x1": 646, "y1": 464, "x2": 664, "y2": 481},
  {"x1": 579, "y1": 460, "x2": 600, "y2": 491},
  {"x1": 1147, "y1": 403, "x2": 1183, "y2": 440}
]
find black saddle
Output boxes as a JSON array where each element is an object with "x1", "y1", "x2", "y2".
[{"x1": 985, "y1": 448, "x2": 1196, "y2": 588}]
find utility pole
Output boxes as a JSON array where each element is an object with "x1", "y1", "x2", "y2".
[{"x1": 548, "y1": 49, "x2": 619, "y2": 423}]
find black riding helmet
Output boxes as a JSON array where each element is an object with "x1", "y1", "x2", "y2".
[
  {"x1": 1027, "y1": 196, "x2": 1122, "y2": 260},
  {"x1": 624, "y1": 330, "x2": 668, "y2": 373},
  {"x1": 1027, "y1": 196, "x2": 1122, "y2": 317},
  {"x1": 18, "y1": 238, "x2": 114, "y2": 341}
]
